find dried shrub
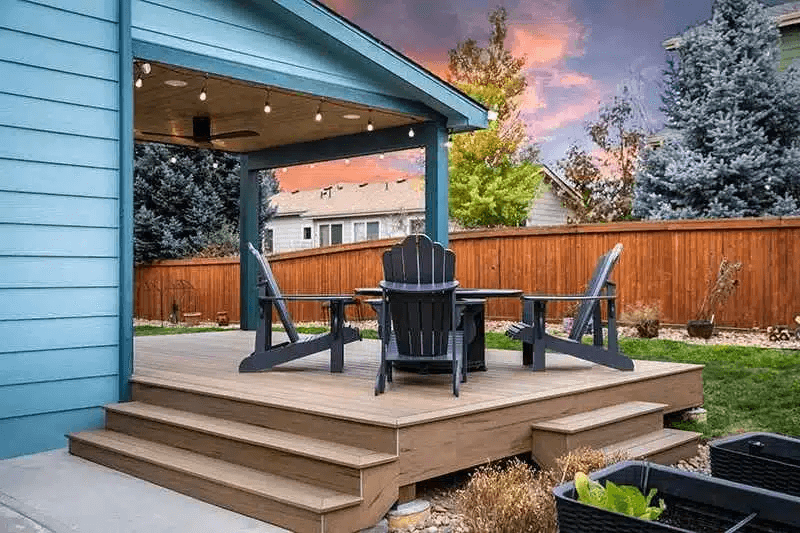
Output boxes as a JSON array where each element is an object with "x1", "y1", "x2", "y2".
[
  {"x1": 621, "y1": 301, "x2": 661, "y2": 338},
  {"x1": 457, "y1": 448, "x2": 628, "y2": 533},
  {"x1": 697, "y1": 258, "x2": 743, "y2": 322}
]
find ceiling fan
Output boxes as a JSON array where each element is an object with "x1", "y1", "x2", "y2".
[{"x1": 140, "y1": 116, "x2": 259, "y2": 144}]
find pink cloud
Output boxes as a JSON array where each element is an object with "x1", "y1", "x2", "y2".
[{"x1": 276, "y1": 152, "x2": 422, "y2": 192}]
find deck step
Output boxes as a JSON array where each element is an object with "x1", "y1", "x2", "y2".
[
  {"x1": 69, "y1": 430, "x2": 361, "y2": 533},
  {"x1": 531, "y1": 402, "x2": 667, "y2": 469},
  {"x1": 107, "y1": 402, "x2": 396, "y2": 468},
  {"x1": 104, "y1": 401, "x2": 397, "y2": 495},
  {"x1": 603, "y1": 428, "x2": 702, "y2": 466}
]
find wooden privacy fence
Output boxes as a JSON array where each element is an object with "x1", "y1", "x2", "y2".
[{"x1": 134, "y1": 217, "x2": 800, "y2": 329}]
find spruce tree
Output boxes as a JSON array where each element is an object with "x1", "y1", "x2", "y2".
[
  {"x1": 133, "y1": 143, "x2": 276, "y2": 263},
  {"x1": 634, "y1": 0, "x2": 800, "y2": 219}
]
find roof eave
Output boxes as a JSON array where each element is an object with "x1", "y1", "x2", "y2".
[{"x1": 267, "y1": 0, "x2": 489, "y2": 131}]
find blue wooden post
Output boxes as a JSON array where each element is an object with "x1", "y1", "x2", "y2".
[
  {"x1": 118, "y1": 0, "x2": 134, "y2": 402},
  {"x1": 239, "y1": 157, "x2": 260, "y2": 330},
  {"x1": 424, "y1": 123, "x2": 449, "y2": 246}
]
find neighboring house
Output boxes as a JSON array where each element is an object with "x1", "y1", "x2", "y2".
[
  {"x1": 266, "y1": 178, "x2": 426, "y2": 253},
  {"x1": 266, "y1": 165, "x2": 580, "y2": 254},
  {"x1": 652, "y1": 1, "x2": 800, "y2": 147},
  {"x1": 526, "y1": 165, "x2": 580, "y2": 227},
  {"x1": 663, "y1": 1, "x2": 800, "y2": 70}
]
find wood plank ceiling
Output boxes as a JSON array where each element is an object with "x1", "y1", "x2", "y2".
[{"x1": 133, "y1": 62, "x2": 427, "y2": 153}]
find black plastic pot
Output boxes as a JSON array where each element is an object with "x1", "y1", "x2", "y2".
[
  {"x1": 686, "y1": 320, "x2": 714, "y2": 339},
  {"x1": 553, "y1": 460, "x2": 800, "y2": 533},
  {"x1": 711, "y1": 432, "x2": 800, "y2": 497}
]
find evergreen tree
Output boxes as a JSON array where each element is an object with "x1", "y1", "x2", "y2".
[
  {"x1": 634, "y1": 0, "x2": 800, "y2": 219},
  {"x1": 133, "y1": 143, "x2": 277, "y2": 263},
  {"x1": 447, "y1": 7, "x2": 543, "y2": 228}
]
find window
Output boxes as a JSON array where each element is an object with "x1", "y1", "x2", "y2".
[
  {"x1": 366, "y1": 221, "x2": 379, "y2": 240},
  {"x1": 331, "y1": 224, "x2": 342, "y2": 245},
  {"x1": 264, "y1": 228, "x2": 274, "y2": 254},
  {"x1": 354, "y1": 221, "x2": 380, "y2": 242},
  {"x1": 319, "y1": 225, "x2": 329, "y2": 247},
  {"x1": 303, "y1": 227, "x2": 311, "y2": 240},
  {"x1": 319, "y1": 224, "x2": 342, "y2": 246}
]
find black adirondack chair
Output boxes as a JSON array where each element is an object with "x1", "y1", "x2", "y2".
[
  {"x1": 375, "y1": 235, "x2": 465, "y2": 396},
  {"x1": 506, "y1": 243, "x2": 634, "y2": 371},
  {"x1": 239, "y1": 243, "x2": 361, "y2": 373}
]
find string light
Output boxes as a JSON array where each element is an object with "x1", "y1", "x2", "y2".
[
  {"x1": 199, "y1": 75, "x2": 208, "y2": 101},
  {"x1": 263, "y1": 90, "x2": 271, "y2": 113},
  {"x1": 408, "y1": 127, "x2": 415, "y2": 138},
  {"x1": 141, "y1": 62, "x2": 151, "y2": 75},
  {"x1": 379, "y1": 154, "x2": 385, "y2": 159},
  {"x1": 315, "y1": 101, "x2": 323, "y2": 122},
  {"x1": 135, "y1": 76, "x2": 143, "y2": 88},
  {"x1": 367, "y1": 109, "x2": 374, "y2": 132}
]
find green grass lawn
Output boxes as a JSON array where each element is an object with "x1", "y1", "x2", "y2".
[
  {"x1": 135, "y1": 325, "x2": 800, "y2": 439},
  {"x1": 134, "y1": 325, "x2": 231, "y2": 336}
]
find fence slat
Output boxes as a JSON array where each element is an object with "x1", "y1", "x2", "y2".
[{"x1": 134, "y1": 218, "x2": 800, "y2": 328}]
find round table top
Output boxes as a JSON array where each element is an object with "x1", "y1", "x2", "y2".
[{"x1": 354, "y1": 287, "x2": 522, "y2": 298}]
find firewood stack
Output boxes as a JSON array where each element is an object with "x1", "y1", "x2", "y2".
[{"x1": 766, "y1": 315, "x2": 800, "y2": 342}]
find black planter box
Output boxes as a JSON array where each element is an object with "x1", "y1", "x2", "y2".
[
  {"x1": 553, "y1": 461, "x2": 800, "y2": 533},
  {"x1": 711, "y1": 432, "x2": 800, "y2": 497}
]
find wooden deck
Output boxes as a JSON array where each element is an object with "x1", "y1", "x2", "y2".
[
  {"x1": 71, "y1": 331, "x2": 703, "y2": 533},
  {"x1": 133, "y1": 331, "x2": 703, "y2": 478}
]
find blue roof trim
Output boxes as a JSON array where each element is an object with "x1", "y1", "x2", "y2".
[{"x1": 268, "y1": 0, "x2": 489, "y2": 131}]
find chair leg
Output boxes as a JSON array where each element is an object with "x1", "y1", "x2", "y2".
[{"x1": 532, "y1": 301, "x2": 547, "y2": 371}]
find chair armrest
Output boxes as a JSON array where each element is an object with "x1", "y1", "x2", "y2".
[
  {"x1": 521, "y1": 293, "x2": 616, "y2": 302},
  {"x1": 257, "y1": 295, "x2": 357, "y2": 303},
  {"x1": 379, "y1": 280, "x2": 460, "y2": 293}
]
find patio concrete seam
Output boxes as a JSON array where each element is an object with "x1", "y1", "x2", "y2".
[{"x1": 0, "y1": 490, "x2": 68, "y2": 533}]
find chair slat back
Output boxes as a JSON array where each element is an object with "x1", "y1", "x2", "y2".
[
  {"x1": 383, "y1": 235, "x2": 456, "y2": 356},
  {"x1": 248, "y1": 242, "x2": 299, "y2": 343},
  {"x1": 569, "y1": 243, "x2": 623, "y2": 341}
]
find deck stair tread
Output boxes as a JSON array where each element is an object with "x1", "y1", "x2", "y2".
[
  {"x1": 603, "y1": 428, "x2": 701, "y2": 459},
  {"x1": 531, "y1": 401, "x2": 668, "y2": 434},
  {"x1": 70, "y1": 429, "x2": 362, "y2": 513},
  {"x1": 106, "y1": 401, "x2": 396, "y2": 468}
]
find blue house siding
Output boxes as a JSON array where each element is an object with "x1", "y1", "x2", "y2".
[
  {"x1": 0, "y1": 0, "x2": 122, "y2": 459},
  {"x1": 131, "y1": 0, "x2": 412, "y2": 100}
]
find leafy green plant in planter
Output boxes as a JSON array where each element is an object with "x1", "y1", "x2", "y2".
[{"x1": 574, "y1": 472, "x2": 665, "y2": 521}]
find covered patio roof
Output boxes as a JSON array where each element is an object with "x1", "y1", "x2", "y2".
[{"x1": 130, "y1": 0, "x2": 490, "y2": 332}]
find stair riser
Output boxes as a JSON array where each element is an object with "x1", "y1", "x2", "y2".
[
  {"x1": 325, "y1": 459, "x2": 401, "y2": 532},
  {"x1": 69, "y1": 438, "x2": 325, "y2": 533},
  {"x1": 563, "y1": 411, "x2": 664, "y2": 451},
  {"x1": 132, "y1": 382, "x2": 398, "y2": 455},
  {"x1": 635, "y1": 438, "x2": 700, "y2": 466},
  {"x1": 532, "y1": 411, "x2": 664, "y2": 469},
  {"x1": 106, "y1": 410, "x2": 362, "y2": 495}
]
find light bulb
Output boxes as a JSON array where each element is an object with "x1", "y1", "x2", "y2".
[
  {"x1": 345, "y1": 159, "x2": 350, "y2": 165},
  {"x1": 141, "y1": 63, "x2": 151, "y2": 75},
  {"x1": 367, "y1": 120, "x2": 374, "y2": 132},
  {"x1": 135, "y1": 76, "x2": 143, "y2": 88},
  {"x1": 264, "y1": 103, "x2": 271, "y2": 113},
  {"x1": 212, "y1": 162, "x2": 218, "y2": 169},
  {"x1": 315, "y1": 110, "x2": 323, "y2": 122},
  {"x1": 169, "y1": 157, "x2": 177, "y2": 164},
  {"x1": 282, "y1": 168, "x2": 288, "y2": 173},
  {"x1": 199, "y1": 86, "x2": 207, "y2": 101},
  {"x1": 379, "y1": 154, "x2": 385, "y2": 159},
  {"x1": 408, "y1": 128, "x2": 415, "y2": 138}
]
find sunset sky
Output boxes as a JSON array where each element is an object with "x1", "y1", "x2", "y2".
[{"x1": 278, "y1": 0, "x2": 717, "y2": 191}]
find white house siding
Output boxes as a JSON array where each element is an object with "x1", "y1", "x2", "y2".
[
  {"x1": 527, "y1": 189, "x2": 575, "y2": 226},
  {"x1": 266, "y1": 211, "x2": 425, "y2": 253}
]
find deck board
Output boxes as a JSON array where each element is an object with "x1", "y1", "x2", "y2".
[{"x1": 134, "y1": 331, "x2": 702, "y2": 427}]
